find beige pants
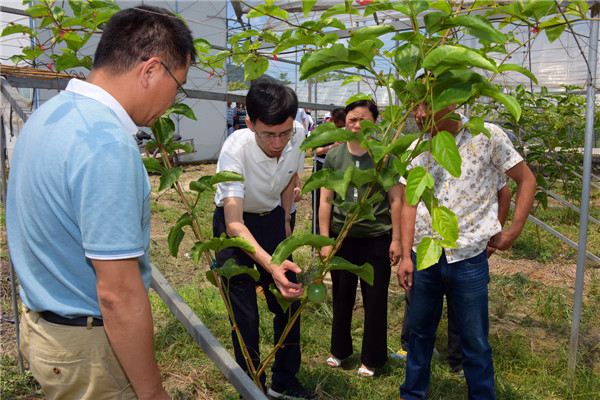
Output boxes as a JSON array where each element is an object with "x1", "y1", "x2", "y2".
[{"x1": 20, "y1": 305, "x2": 137, "y2": 400}]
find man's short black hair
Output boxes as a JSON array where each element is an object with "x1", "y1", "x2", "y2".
[
  {"x1": 245, "y1": 77, "x2": 298, "y2": 126},
  {"x1": 345, "y1": 100, "x2": 379, "y2": 121},
  {"x1": 93, "y1": 5, "x2": 196, "y2": 74},
  {"x1": 331, "y1": 107, "x2": 346, "y2": 125}
]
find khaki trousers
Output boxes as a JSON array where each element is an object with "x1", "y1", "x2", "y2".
[{"x1": 20, "y1": 305, "x2": 137, "y2": 399}]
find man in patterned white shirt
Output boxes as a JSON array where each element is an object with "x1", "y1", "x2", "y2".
[{"x1": 397, "y1": 101, "x2": 535, "y2": 400}]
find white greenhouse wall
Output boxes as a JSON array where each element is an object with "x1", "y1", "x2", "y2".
[{"x1": 1, "y1": 1, "x2": 227, "y2": 162}]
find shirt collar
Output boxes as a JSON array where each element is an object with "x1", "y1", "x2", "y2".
[{"x1": 65, "y1": 78, "x2": 138, "y2": 135}]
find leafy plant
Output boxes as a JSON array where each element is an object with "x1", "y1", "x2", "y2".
[{"x1": 4, "y1": 0, "x2": 593, "y2": 395}]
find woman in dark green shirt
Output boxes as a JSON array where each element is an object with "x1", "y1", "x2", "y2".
[{"x1": 319, "y1": 100, "x2": 402, "y2": 377}]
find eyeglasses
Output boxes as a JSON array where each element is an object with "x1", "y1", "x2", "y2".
[
  {"x1": 141, "y1": 57, "x2": 188, "y2": 103},
  {"x1": 254, "y1": 127, "x2": 296, "y2": 142}
]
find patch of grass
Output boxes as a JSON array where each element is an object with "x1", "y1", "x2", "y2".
[{"x1": 0, "y1": 355, "x2": 43, "y2": 399}]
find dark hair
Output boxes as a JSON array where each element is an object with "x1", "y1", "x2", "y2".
[
  {"x1": 331, "y1": 108, "x2": 346, "y2": 125},
  {"x1": 245, "y1": 77, "x2": 298, "y2": 126},
  {"x1": 93, "y1": 5, "x2": 196, "y2": 74},
  {"x1": 345, "y1": 100, "x2": 379, "y2": 121}
]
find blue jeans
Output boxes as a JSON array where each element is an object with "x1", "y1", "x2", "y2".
[{"x1": 400, "y1": 250, "x2": 495, "y2": 400}]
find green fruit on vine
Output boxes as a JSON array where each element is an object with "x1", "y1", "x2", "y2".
[{"x1": 307, "y1": 282, "x2": 327, "y2": 303}]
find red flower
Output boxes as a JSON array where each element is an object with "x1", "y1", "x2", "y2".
[
  {"x1": 356, "y1": 0, "x2": 373, "y2": 5},
  {"x1": 209, "y1": 70, "x2": 214, "y2": 79},
  {"x1": 59, "y1": 30, "x2": 66, "y2": 38},
  {"x1": 39, "y1": 44, "x2": 45, "y2": 50},
  {"x1": 532, "y1": 26, "x2": 539, "y2": 34},
  {"x1": 48, "y1": 63, "x2": 53, "y2": 71},
  {"x1": 273, "y1": 54, "x2": 278, "y2": 61}
]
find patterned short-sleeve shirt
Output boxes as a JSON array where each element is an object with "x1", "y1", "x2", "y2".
[{"x1": 407, "y1": 122, "x2": 522, "y2": 263}]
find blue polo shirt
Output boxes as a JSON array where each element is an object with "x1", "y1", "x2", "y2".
[{"x1": 6, "y1": 79, "x2": 151, "y2": 318}]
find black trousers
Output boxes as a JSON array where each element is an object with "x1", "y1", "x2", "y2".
[
  {"x1": 401, "y1": 284, "x2": 463, "y2": 372},
  {"x1": 330, "y1": 234, "x2": 392, "y2": 368},
  {"x1": 213, "y1": 206, "x2": 301, "y2": 389},
  {"x1": 311, "y1": 160, "x2": 324, "y2": 235}
]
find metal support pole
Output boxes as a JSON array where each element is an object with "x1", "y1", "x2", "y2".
[{"x1": 568, "y1": 4, "x2": 599, "y2": 377}]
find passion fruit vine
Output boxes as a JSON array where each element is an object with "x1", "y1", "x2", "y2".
[{"x1": 307, "y1": 282, "x2": 327, "y2": 303}]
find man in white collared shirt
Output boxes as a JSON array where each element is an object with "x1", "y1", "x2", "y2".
[
  {"x1": 213, "y1": 78, "x2": 316, "y2": 399},
  {"x1": 6, "y1": 6, "x2": 195, "y2": 400}
]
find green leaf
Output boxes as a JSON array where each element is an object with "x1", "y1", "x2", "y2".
[
  {"x1": 317, "y1": 32, "x2": 339, "y2": 47},
  {"x1": 497, "y1": 63, "x2": 538, "y2": 84},
  {"x1": 208, "y1": 50, "x2": 230, "y2": 70},
  {"x1": 420, "y1": 186, "x2": 439, "y2": 215},
  {"x1": 218, "y1": 258, "x2": 260, "y2": 281},
  {"x1": 244, "y1": 54, "x2": 269, "y2": 81},
  {"x1": 1, "y1": 24, "x2": 32, "y2": 37},
  {"x1": 301, "y1": 168, "x2": 330, "y2": 194},
  {"x1": 394, "y1": 43, "x2": 422, "y2": 77},
  {"x1": 164, "y1": 103, "x2": 197, "y2": 120},
  {"x1": 350, "y1": 24, "x2": 395, "y2": 43},
  {"x1": 168, "y1": 214, "x2": 193, "y2": 257},
  {"x1": 55, "y1": 53, "x2": 79, "y2": 71},
  {"x1": 342, "y1": 75, "x2": 363, "y2": 86},
  {"x1": 25, "y1": 4, "x2": 49, "y2": 18},
  {"x1": 189, "y1": 176, "x2": 214, "y2": 194},
  {"x1": 268, "y1": 283, "x2": 296, "y2": 313},
  {"x1": 405, "y1": 166, "x2": 434, "y2": 206},
  {"x1": 444, "y1": 15, "x2": 507, "y2": 44},
  {"x1": 465, "y1": 116, "x2": 490, "y2": 138},
  {"x1": 431, "y1": 205, "x2": 458, "y2": 243},
  {"x1": 321, "y1": 3, "x2": 360, "y2": 20},
  {"x1": 158, "y1": 166, "x2": 182, "y2": 191},
  {"x1": 536, "y1": 174, "x2": 549, "y2": 190},
  {"x1": 482, "y1": 89, "x2": 521, "y2": 121},
  {"x1": 377, "y1": 167, "x2": 399, "y2": 192},
  {"x1": 170, "y1": 141, "x2": 194, "y2": 154},
  {"x1": 302, "y1": 0, "x2": 317, "y2": 18},
  {"x1": 300, "y1": 126, "x2": 360, "y2": 151},
  {"x1": 21, "y1": 46, "x2": 44, "y2": 60},
  {"x1": 142, "y1": 157, "x2": 164, "y2": 174},
  {"x1": 229, "y1": 29, "x2": 260, "y2": 46},
  {"x1": 211, "y1": 171, "x2": 245, "y2": 184},
  {"x1": 535, "y1": 191, "x2": 548, "y2": 209},
  {"x1": 422, "y1": 45, "x2": 497, "y2": 76},
  {"x1": 153, "y1": 116, "x2": 175, "y2": 145},
  {"x1": 299, "y1": 44, "x2": 370, "y2": 81},
  {"x1": 327, "y1": 256, "x2": 374, "y2": 286},
  {"x1": 260, "y1": 30, "x2": 279, "y2": 44},
  {"x1": 194, "y1": 38, "x2": 212, "y2": 54},
  {"x1": 416, "y1": 237, "x2": 442, "y2": 271},
  {"x1": 431, "y1": 130, "x2": 461, "y2": 178},
  {"x1": 191, "y1": 234, "x2": 255, "y2": 264},
  {"x1": 388, "y1": 134, "x2": 418, "y2": 157},
  {"x1": 544, "y1": 22, "x2": 566, "y2": 43},
  {"x1": 271, "y1": 234, "x2": 335, "y2": 266},
  {"x1": 345, "y1": 93, "x2": 372, "y2": 106},
  {"x1": 205, "y1": 269, "x2": 218, "y2": 287}
]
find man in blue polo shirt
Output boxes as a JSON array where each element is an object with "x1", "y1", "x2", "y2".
[{"x1": 6, "y1": 6, "x2": 195, "y2": 399}]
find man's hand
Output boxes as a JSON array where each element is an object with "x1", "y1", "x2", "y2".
[
  {"x1": 487, "y1": 228, "x2": 519, "y2": 251},
  {"x1": 272, "y1": 260, "x2": 304, "y2": 298},
  {"x1": 293, "y1": 187, "x2": 303, "y2": 202},
  {"x1": 396, "y1": 257, "x2": 413, "y2": 291},
  {"x1": 320, "y1": 245, "x2": 333, "y2": 261},
  {"x1": 389, "y1": 240, "x2": 401, "y2": 266},
  {"x1": 486, "y1": 244, "x2": 496, "y2": 258}
]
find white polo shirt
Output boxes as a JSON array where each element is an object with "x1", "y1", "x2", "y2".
[{"x1": 214, "y1": 121, "x2": 305, "y2": 213}]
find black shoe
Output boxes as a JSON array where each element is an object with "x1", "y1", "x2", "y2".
[{"x1": 267, "y1": 381, "x2": 317, "y2": 399}]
